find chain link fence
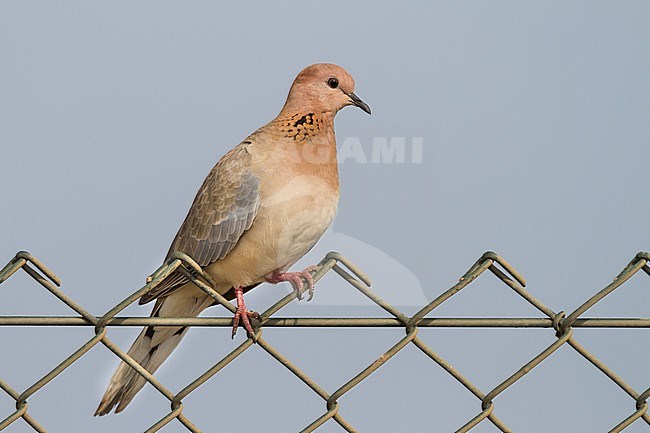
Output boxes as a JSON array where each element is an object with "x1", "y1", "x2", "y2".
[{"x1": 0, "y1": 249, "x2": 649, "y2": 432}]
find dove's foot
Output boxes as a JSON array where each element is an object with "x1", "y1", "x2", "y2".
[
  {"x1": 266, "y1": 266, "x2": 319, "y2": 301},
  {"x1": 231, "y1": 286, "x2": 258, "y2": 339}
]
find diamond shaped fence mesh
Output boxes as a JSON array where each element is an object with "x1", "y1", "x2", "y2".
[{"x1": 0, "y1": 250, "x2": 649, "y2": 432}]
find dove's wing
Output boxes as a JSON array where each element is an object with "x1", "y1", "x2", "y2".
[{"x1": 139, "y1": 144, "x2": 260, "y2": 304}]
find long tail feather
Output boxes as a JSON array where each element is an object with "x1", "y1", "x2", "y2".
[{"x1": 95, "y1": 290, "x2": 212, "y2": 416}]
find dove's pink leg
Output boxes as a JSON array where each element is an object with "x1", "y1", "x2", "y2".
[
  {"x1": 266, "y1": 266, "x2": 319, "y2": 301},
  {"x1": 231, "y1": 286, "x2": 257, "y2": 339}
]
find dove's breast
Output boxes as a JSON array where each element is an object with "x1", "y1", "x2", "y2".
[{"x1": 205, "y1": 145, "x2": 340, "y2": 288}]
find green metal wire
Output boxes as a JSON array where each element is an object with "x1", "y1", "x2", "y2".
[{"x1": 1, "y1": 250, "x2": 649, "y2": 432}]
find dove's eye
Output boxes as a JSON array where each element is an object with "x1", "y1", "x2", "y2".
[{"x1": 327, "y1": 77, "x2": 339, "y2": 89}]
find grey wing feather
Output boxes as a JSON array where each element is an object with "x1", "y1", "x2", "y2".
[{"x1": 139, "y1": 144, "x2": 260, "y2": 305}]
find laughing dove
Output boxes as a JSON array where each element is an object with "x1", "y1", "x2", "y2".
[{"x1": 95, "y1": 63, "x2": 370, "y2": 415}]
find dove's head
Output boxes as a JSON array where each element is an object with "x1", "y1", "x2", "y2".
[{"x1": 282, "y1": 63, "x2": 371, "y2": 116}]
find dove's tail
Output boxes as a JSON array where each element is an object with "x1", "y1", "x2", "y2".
[{"x1": 95, "y1": 291, "x2": 213, "y2": 416}]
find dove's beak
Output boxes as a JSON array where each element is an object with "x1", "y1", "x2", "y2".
[{"x1": 347, "y1": 92, "x2": 371, "y2": 115}]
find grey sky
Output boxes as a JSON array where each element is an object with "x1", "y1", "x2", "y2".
[{"x1": 1, "y1": 1, "x2": 649, "y2": 432}]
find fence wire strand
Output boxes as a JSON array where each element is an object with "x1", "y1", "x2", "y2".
[{"x1": 0, "y1": 250, "x2": 649, "y2": 432}]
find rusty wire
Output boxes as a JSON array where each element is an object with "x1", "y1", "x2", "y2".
[{"x1": 0, "y1": 249, "x2": 649, "y2": 432}]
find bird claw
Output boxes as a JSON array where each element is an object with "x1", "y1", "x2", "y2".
[
  {"x1": 231, "y1": 308, "x2": 259, "y2": 339},
  {"x1": 267, "y1": 266, "x2": 318, "y2": 301},
  {"x1": 232, "y1": 286, "x2": 259, "y2": 339}
]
